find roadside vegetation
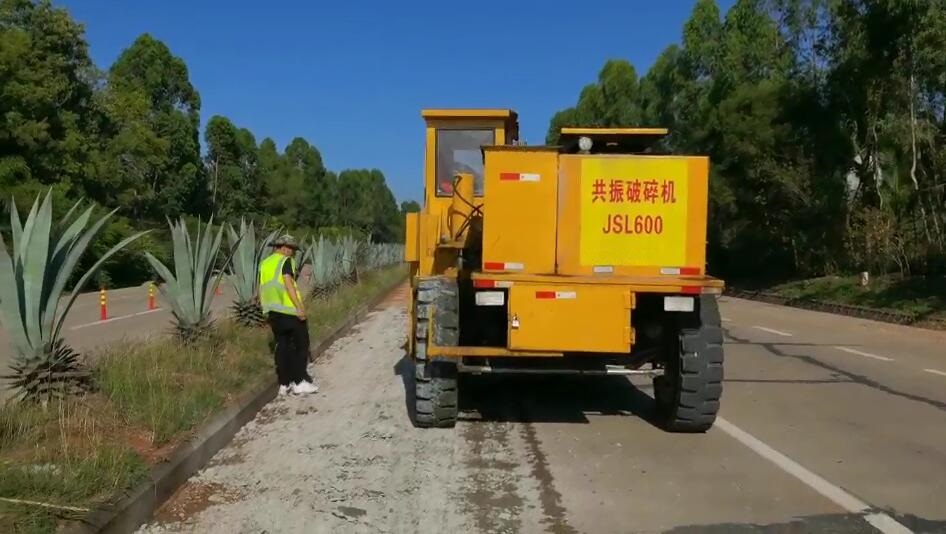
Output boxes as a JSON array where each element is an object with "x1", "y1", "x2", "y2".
[
  {"x1": 0, "y1": 176, "x2": 404, "y2": 533},
  {"x1": 761, "y1": 274, "x2": 946, "y2": 322},
  {"x1": 549, "y1": 1, "x2": 946, "y2": 318},
  {"x1": 0, "y1": 264, "x2": 406, "y2": 533}
]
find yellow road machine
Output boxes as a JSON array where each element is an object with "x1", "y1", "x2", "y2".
[{"x1": 404, "y1": 109, "x2": 724, "y2": 432}]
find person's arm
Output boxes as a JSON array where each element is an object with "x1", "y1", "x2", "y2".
[
  {"x1": 284, "y1": 274, "x2": 306, "y2": 320},
  {"x1": 281, "y1": 258, "x2": 306, "y2": 320}
]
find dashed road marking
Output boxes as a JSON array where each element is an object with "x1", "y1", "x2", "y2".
[
  {"x1": 715, "y1": 417, "x2": 914, "y2": 534},
  {"x1": 923, "y1": 368, "x2": 946, "y2": 378},
  {"x1": 70, "y1": 308, "x2": 164, "y2": 330},
  {"x1": 752, "y1": 326, "x2": 793, "y2": 337},
  {"x1": 834, "y1": 346, "x2": 894, "y2": 362}
]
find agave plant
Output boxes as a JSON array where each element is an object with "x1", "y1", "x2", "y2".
[
  {"x1": 226, "y1": 219, "x2": 277, "y2": 327},
  {"x1": 0, "y1": 192, "x2": 149, "y2": 401},
  {"x1": 303, "y1": 236, "x2": 337, "y2": 299},
  {"x1": 144, "y1": 217, "x2": 240, "y2": 344},
  {"x1": 337, "y1": 235, "x2": 360, "y2": 284},
  {"x1": 366, "y1": 243, "x2": 403, "y2": 269}
]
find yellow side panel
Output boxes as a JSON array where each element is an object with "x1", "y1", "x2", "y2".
[
  {"x1": 557, "y1": 155, "x2": 709, "y2": 276},
  {"x1": 404, "y1": 212, "x2": 419, "y2": 262},
  {"x1": 418, "y1": 212, "x2": 439, "y2": 276},
  {"x1": 508, "y1": 283, "x2": 630, "y2": 353},
  {"x1": 482, "y1": 150, "x2": 559, "y2": 274}
]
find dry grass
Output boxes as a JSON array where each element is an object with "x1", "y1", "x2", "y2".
[{"x1": 0, "y1": 399, "x2": 147, "y2": 533}]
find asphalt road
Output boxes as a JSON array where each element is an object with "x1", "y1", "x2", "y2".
[{"x1": 141, "y1": 285, "x2": 946, "y2": 534}]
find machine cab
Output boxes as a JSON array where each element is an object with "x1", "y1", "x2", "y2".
[
  {"x1": 404, "y1": 109, "x2": 519, "y2": 274},
  {"x1": 420, "y1": 109, "x2": 519, "y2": 208}
]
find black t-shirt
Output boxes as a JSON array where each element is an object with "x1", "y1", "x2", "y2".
[{"x1": 281, "y1": 257, "x2": 295, "y2": 279}]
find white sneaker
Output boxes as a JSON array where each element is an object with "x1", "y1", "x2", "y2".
[
  {"x1": 291, "y1": 381, "x2": 318, "y2": 395},
  {"x1": 278, "y1": 385, "x2": 290, "y2": 396}
]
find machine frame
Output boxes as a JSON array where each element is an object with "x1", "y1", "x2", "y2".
[{"x1": 404, "y1": 109, "x2": 725, "y2": 432}]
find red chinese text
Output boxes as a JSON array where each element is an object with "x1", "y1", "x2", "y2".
[
  {"x1": 592, "y1": 179, "x2": 607, "y2": 203},
  {"x1": 591, "y1": 179, "x2": 679, "y2": 204}
]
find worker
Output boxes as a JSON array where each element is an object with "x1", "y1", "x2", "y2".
[{"x1": 259, "y1": 234, "x2": 318, "y2": 395}]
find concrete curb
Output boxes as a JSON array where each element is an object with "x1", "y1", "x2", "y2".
[
  {"x1": 63, "y1": 272, "x2": 408, "y2": 534},
  {"x1": 725, "y1": 288, "x2": 946, "y2": 331}
]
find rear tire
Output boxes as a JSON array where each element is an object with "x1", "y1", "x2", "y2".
[
  {"x1": 412, "y1": 277, "x2": 459, "y2": 428},
  {"x1": 654, "y1": 295, "x2": 724, "y2": 432}
]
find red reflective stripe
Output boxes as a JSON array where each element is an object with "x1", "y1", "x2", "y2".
[
  {"x1": 680, "y1": 267, "x2": 701, "y2": 275},
  {"x1": 535, "y1": 291, "x2": 556, "y2": 299},
  {"x1": 681, "y1": 286, "x2": 701, "y2": 295},
  {"x1": 500, "y1": 172, "x2": 519, "y2": 181},
  {"x1": 473, "y1": 279, "x2": 495, "y2": 288},
  {"x1": 484, "y1": 262, "x2": 504, "y2": 270}
]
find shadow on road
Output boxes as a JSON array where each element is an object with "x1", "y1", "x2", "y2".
[
  {"x1": 664, "y1": 511, "x2": 946, "y2": 534},
  {"x1": 460, "y1": 373, "x2": 660, "y2": 425},
  {"x1": 393, "y1": 349, "x2": 661, "y2": 426}
]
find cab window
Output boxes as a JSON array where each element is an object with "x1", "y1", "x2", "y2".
[{"x1": 435, "y1": 129, "x2": 494, "y2": 197}]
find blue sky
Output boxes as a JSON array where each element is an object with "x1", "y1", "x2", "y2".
[{"x1": 60, "y1": 0, "x2": 734, "y2": 204}]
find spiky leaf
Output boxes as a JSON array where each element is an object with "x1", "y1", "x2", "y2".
[{"x1": 0, "y1": 191, "x2": 149, "y2": 401}]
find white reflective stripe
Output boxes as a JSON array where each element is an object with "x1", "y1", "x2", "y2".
[
  {"x1": 475, "y1": 291, "x2": 505, "y2": 306},
  {"x1": 556, "y1": 291, "x2": 576, "y2": 299},
  {"x1": 519, "y1": 173, "x2": 540, "y2": 182},
  {"x1": 505, "y1": 262, "x2": 524, "y2": 270},
  {"x1": 593, "y1": 265, "x2": 614, "y2": 274},
  {"x1": 664, "y1": 296, "x2": 695, "y2": 312},
  {"x1": 660, "y1": 267, "x2": 681, "y2": 275}
]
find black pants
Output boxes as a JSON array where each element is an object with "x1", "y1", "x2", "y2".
[{"x1": 268, "y1": 312, "x2": 312, "y2": 386}]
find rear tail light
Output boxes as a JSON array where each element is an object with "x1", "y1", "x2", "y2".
[
  {"x1": 681, "y1": 286, "x2": 723, "y2": 295},
  {"x1": 473, "y1": 279, "x2": 513, "y2": 289}
]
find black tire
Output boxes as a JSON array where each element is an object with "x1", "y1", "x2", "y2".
[
  {"x1": 412, "y1": 277, "x2": 459, "y2": 428},
  {"x1": 654, "y1": 294, "x2": 724, "y2": 432}
]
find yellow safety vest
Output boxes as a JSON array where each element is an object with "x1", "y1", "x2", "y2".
[{"x1": 259, "y1": 253, "x2": 302, "y2": 315}]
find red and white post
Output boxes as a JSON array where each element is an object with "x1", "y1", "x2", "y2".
[
  {"x1": 99, "y1": 288, "x2": 107, "y2": 321},
  {"x1": 148, "y1": 282, "x2": 156, "y2": 310}
]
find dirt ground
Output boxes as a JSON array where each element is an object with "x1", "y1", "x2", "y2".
[{"x1": 141, "y1": 285, "x2": 555, "y2": 534}]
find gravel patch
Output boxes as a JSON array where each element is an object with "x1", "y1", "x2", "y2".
[{"x1": 139, "y1": 297, "x2": 550, "y2": 534}]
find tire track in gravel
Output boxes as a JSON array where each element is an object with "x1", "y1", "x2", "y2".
[{"x1": 459, "y1": 377, "x2": 577, "y2": 534}]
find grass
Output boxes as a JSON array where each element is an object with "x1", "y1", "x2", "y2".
[
  {"x1": 0, "y1": 264, "x2": 406, "y2": 533},
  {"x1": 763, "y1": 274, "x2": 946, "y2": 321},
  {"x1": 96, "y1": 321, "x2": 272, "y2": 445},
  {"x1": 0, "y1": 400, "x2": 147, "y2": 534}
]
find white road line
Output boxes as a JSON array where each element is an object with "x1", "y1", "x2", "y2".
[
  {"x1": 70, "y1": 308, "x2": 164, "y2": 330},
  {"x1": 752, "y1": 325, "x2": 793, "y2": 337},
  {"x1": 715, "y1": 417, "x2": 913, "y2": 534},
  {"x1": 923, "y1": 368, "x2": 946, "y2": 377},
  {"x1": 834, "y1": 346, "x2": 894, "y2": 362}
]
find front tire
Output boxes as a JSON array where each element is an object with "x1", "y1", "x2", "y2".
[
  {"x1": 412, "y1": 277, "x2": 459, "y2": 428},
  {"x1": 654, "y1": 295, "x2": 724, "y2": 432}
]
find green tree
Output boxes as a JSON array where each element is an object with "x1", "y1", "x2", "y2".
[
  {"x1": 205, "y1": 115, "x2": 262, "y2": 220},
  {"x1": 545, "y1": 59, "x2": 644, "y2": 144},
  {"x1": 98, "y1": 33, "x2": 203, "y2": 219},
  {"x1": 336, "y1": 169, "x2": 399, "y2": 242},
  {"x1": 0, "y1": 0, "x2": 100, "y2": 200}
]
